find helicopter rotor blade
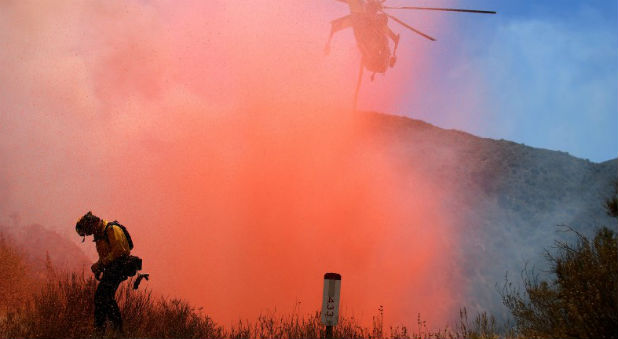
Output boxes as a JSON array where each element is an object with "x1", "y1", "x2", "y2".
[
  {"x1": 383, "y1": 6, "x2": 496, "y2": 14},
  {"x1": 384, "y1": 13, "x2": 436, "y2": 41}
]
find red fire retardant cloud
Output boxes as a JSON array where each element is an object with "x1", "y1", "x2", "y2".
[{"x1": 0, "y1": 0, "x2": 458, "y2": 327}]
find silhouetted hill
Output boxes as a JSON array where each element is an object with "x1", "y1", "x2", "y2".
[
  {"x1": 362, "y1": 112, "x2": 617, "y2": 320},
  {"x1": 0, "y1": 223, "x2": 90, "y2": 275}
]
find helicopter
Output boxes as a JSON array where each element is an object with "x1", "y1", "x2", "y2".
[{"x1": 324, "y1": 0, "x2": 496, "y2": 110}]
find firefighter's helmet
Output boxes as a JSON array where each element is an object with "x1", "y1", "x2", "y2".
[{"x1": 76, "y1": 211, "x2": 99, "y2": 237}]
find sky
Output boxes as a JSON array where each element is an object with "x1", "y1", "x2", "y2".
[
  {"x1": 352, "y1": 0, "x2": 617, "y2": 162},
  {"x1": 0, "y1": 0, "x2": 616, "y2": 330}
]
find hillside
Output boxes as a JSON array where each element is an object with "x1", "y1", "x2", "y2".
[
  {"x1": 363, "y1": 111, "x2": 617, "y2": 319},
  {"x1": 1, "y1": 111, "x2": 615, "y2": 325},
  {"x1": 0, "y1": 223, "x2": 90, "y2": 275}
]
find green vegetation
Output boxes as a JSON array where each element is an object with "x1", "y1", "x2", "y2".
[
  {"x1": 501, "y1": 181, "x2": 618, "y2": 338},
  {"x1": 501, "y1": 226, "x2": 617, "y2": 338},
  {"x1": 605, "y1": 180, "x2": 618, "y2": 218}
]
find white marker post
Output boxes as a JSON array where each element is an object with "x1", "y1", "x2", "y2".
[{"x1": 321, "y1": 273, "x2": 341, "y2": 339}]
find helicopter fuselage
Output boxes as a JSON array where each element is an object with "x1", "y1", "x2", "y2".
[
  {"x1": 326, "y1": 0, "x2": 398, "y2": 74},
  {"x1": 350, "y1": 11, "x2": 391, "y2": 74},
  {"x1": 327, "y1": 0, "x2": 495, "y2": 110}
]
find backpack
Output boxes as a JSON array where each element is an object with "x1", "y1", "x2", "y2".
[
  {"x1": 104, "y1": 221, "x2": 142, "y2": 278},
  {"x1": 104, "y1": 220, "x2": 134, "y2": 250}
]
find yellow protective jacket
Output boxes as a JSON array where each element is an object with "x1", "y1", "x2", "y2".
[{"x1": 94, "y1": 220, "x2": 131, "y2": 267}]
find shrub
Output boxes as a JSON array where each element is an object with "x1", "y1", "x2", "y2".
[{"x1": 501, "y1": 181, "x2": 618, "y2": 338}]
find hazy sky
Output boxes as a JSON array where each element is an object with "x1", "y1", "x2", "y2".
[{"x1": 354, "y1": 0, "x2": 617, "y2": 162}]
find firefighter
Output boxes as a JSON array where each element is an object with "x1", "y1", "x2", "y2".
[{"x1": 75, "y1": 211, "x2": 130, "y2": 335}]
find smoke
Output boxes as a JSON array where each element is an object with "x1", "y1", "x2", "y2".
[{"x1": 0, "y1": 0, "x2": 458, "y2": 327}]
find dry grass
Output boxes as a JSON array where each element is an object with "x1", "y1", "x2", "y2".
[
  {"x1": 0, "y1": 233, "x2": 505, "y2": 338},
  {"x1": 0, "y1": 233, "x2": 38, "y2": 312},
  {"x1": 0, "y1": 267, "x2": 504, "y2": 338},
  {"x1": 0, "y1": 271, "x2": 224, "y2": 338}
]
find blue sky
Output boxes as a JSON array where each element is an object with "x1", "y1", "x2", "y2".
[{"x1": 362, "y1": 0, "x2": 617, "y2": 162}]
